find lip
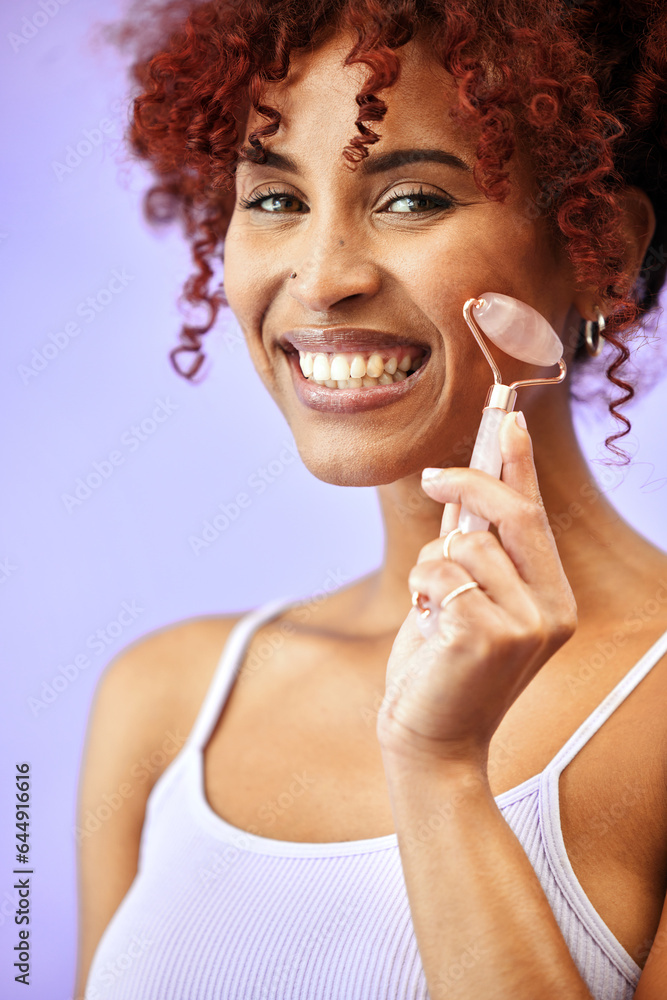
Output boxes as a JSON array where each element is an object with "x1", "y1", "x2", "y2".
[
  {"x1": 277, "y1": 327, "x2": 432, "y2": 354},
  {"x1": 283, "y1": 347, "x2": 431, "y2": 413}
]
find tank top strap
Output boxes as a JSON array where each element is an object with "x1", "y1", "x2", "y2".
[
  {"x1": 185, "y1": 595, "x2": 297, "y2": 752},
  {"x1": 546, "y1": 625, "x2": 667, "y2": 777}
]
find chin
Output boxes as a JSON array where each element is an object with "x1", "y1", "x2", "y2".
[{"x1": 300, "y1": 448, "x2": 422, "y2": 487}]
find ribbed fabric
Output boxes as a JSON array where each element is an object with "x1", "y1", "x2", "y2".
[{"x1": 85, "y1": 596, "x2": 667, "y2": 999}]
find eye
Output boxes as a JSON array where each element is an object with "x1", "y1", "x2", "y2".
[
  {"x1": 381, "y1": 187, "x2": 456, "y2": 214},
  {"x1": 237, "y1": 187, "x2": 306, "y2": 213},
  {"x1": 236, "y1": 184, "x2": 456, "y2": 215}
]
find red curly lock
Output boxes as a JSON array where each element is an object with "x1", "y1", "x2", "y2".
[{"x1": 103, "y1": 0, "x2": 667, "y2": 462}]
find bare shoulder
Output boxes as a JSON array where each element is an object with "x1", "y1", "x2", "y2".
[
  {"x1": 91, "y1": 611, "x2": 248, "y2": 765},
  {"x1": 77, "y1": 609, "x2": 248, "y2": 852},
  {"x1": 73, "y1": 610, "x2": 246, "y2": 999}
]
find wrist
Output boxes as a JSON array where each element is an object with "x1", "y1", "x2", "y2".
[
  {"x1": 379, "y1": 742, "x2": 494, "y2": 835},
  {"x1": 377, "y1": 717, "x2": 490, "y2": 785}
]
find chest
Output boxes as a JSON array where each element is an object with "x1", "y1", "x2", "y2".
[{"x1": 200, "y1": 625, "x2": 667, "y2": 973}]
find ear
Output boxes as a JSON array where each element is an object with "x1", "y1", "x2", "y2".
[
  {"x1": 614, "y1": 185, "x2": 657, "y2": 292},
  {"x1": 572, "y1": 185, "x2": 657, "y2": 321}
]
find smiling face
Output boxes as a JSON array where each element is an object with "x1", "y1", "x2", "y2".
[{"x1": 222, "y1": 30, "x2": 579, "y2": 486}]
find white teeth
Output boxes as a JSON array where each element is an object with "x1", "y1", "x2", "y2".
[
  {"x1": 366, "y1": 353, "x2": 385, "y2": 378},
  {"x1": 299, "y1": 353, "x2": 314, "y2": 377},
  {"x1": 349, "y1": 355, "x2": 366, "y2": 378},
  {"x1": 311, "y1": 370, "x2": 410, "y2": 389},
  {"x1": 297, "y1": 347, "x2": 425, "y2": 389},
  {"x1": 312, "y1": 353, "x2": 330, "y2": 380},
  {"x1": 330, "y1": 355, "x2": 350, "y2": 380}
]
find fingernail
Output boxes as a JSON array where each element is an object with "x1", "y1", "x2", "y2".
[
  {"x1": 421, "y1": 467, "x2": 446, "y2": 482},
  {"x1": 515, "y1": 410, "x2": 527, "y2": 430}
]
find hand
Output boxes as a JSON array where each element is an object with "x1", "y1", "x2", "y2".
[{"x1": 376, "y1": 411, "x2": 578, "y2": 766}]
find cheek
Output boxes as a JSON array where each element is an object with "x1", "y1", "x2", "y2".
[
  {"x1": 222, "y1": 219, "x2": 270, "y2": 327},
  {"x1": 223, "y1": 220, "x2": 292, "y2": 393},
  {"x1": 385, "y1": 238, "x2": 486, "y2": 364}
]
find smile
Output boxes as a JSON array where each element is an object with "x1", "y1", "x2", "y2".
[
  {"x1": 299, "y1": 347, "x2": 426, "y2": 387},
  {"x1": 283, "y1": 346, "x2": 431, "y2": 413}
]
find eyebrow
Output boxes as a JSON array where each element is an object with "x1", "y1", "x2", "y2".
[
  {"x1": 238, "y1": 147, "x2": 472, "y2": 174},
  {"x1": 361, "y1": 148, "x2": 472, "y2": 174}
]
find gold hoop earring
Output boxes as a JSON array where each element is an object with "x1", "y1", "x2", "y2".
[{"x1": 584, "y1": 306, "x2": 606, "y2": 357}]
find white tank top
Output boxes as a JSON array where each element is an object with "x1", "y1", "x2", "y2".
[{"x1": 85, "y1": 595, "x2": 667, "y2": 999}]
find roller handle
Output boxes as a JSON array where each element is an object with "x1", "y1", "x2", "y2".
[
  {"x1": 413, "y1": 406, "x2": 507, "y2": 638},
  {"x1": 457, "y1": 406, "x2": 506, "y2": 534}
]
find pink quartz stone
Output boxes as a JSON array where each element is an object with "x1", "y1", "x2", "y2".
[{"x1": 472, "y1": 292, "x2": 563, "y2": 367}]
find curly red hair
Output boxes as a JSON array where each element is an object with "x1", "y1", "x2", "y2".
[{"x1": 102, "y1": 0, "x2": 667, "y2": 462}]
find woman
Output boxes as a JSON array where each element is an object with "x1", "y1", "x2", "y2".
[{"x1": 76, "y1": 1, "x2": 667, "y2": 997}]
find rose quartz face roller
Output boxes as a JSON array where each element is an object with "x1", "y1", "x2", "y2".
[
  {"x1": 413, "y1": 292, "x2": 566, "y2": 637},
  {"x1": 456, "y1": 292, "x2": 566, "y2": 533}
]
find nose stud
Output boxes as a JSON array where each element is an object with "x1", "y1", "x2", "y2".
[{"x1": 289, "y1": 271, "x2": 297, "y2": 279}]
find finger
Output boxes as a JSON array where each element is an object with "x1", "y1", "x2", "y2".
[
  {"x1": 423, "y1": 412, "x2": 539, "y2": 539},
  {"x1": 440, "y1": 501, "x2": 461, "y2": 536},
  {"x1": 408, "y1": 558, "x2": 484, "y2": 623},
  {"x1": 498, "y1": 410, "x2": 545, "y2": 510},
  {"x1": 411, "y1": 530, "x2": 536, "y2": 622},
  {"x1": 420, "y1": 469, "x2": 560, "y2": 589}
]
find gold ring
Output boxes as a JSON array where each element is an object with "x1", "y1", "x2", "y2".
[
  {"x1": 411, "y1": 590, "x2": 432, "y2": 619},
  {"x1": 442, "y1": 527, "x2": 462, "y2": 559},
  {"x1": 439, "y1": 581, "x2": 480, "y2": 612}
]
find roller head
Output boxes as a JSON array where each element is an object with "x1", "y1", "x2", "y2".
[{"x1": 472, "y1": 292, "x2": 563, "y2": 366}]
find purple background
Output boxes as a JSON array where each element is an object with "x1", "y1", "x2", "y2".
[{"x1": 0, "y1": 2, "x2": 665, "y2": 997}]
